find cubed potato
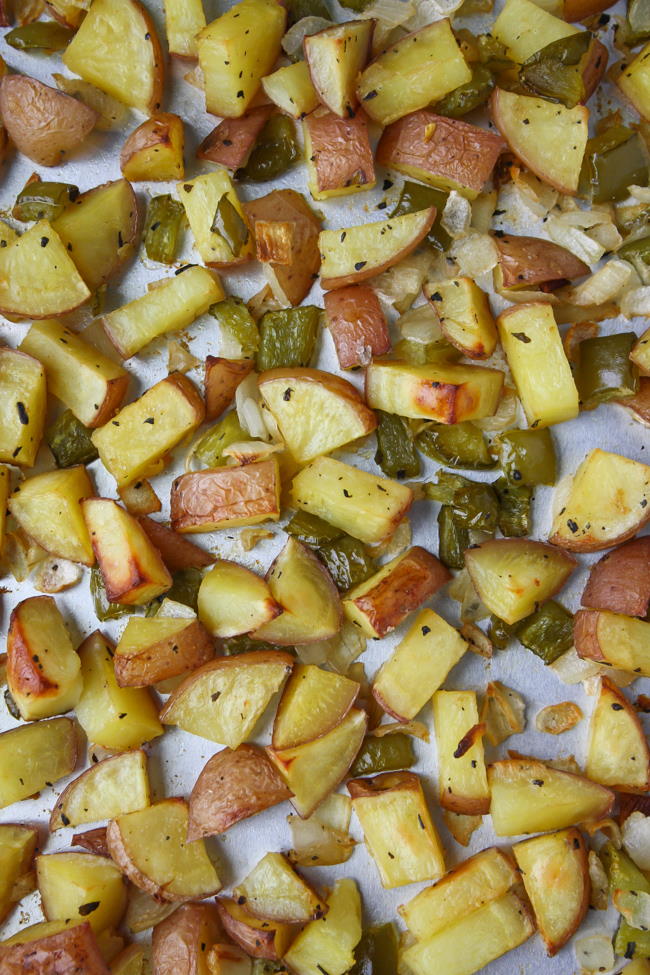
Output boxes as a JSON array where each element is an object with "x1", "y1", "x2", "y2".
[
  {"x1": 37, "y1": 852, "x2": 127, "y2": 934},
  {"x1": 586, "y1": 677, "x2": 650, "y2": 793},
  {"x1": 513, "y1": 829, "x2": 588, "y2": 955},
  {"x1": 137, "y1": 516, "x2": 214, "y2": 571},
  {"x1": 179, "y1": 171, "x2": 254, "y2": 267},
  {"x1": 465, "y1": 539, "x2": 576, "y2": 625},
  {"x1": 188, "y1": 744, "x2": 291, "y2": 840},
  {"x1": 0, "y1": 824, "x2": 38, "y2": 924},
  {"x1": 118, "y1": 480, "x2": 161, "y2": 517},
  {"x1": 76, "y1": 631, "x2": 163, "y2": 750},
  {"x1": 52, "y1": 179, "x2": 140, "y2": 293},
  {"x1": 7, "y1": 596, "x2": 82, "y2": 721},
  {"x1": 244, "y1": 189, "x2": 322, "y2": 307},
  {"x1": 197, "y1": 107, "x2": 273, "y2": 170},
  {"x1": 348, "y1": 771, "x2": 445, "y2": 888},
  {"x1": 319, "y1": 209, "x2": 435, "y2": 290},
  {"x1": 372, "y1": 609, "x2": 467, "y2": 721},
  {"x1": 0, "y1": 347, "x2": 46, "y2": 468},
  {"x1": 163, "y1": 0, "x2": 205, "y2": 57},
  {"x1": 582, "y1": 537, "x2": 650, "y2": 617},
  {"x1": 0, "y1": 921, "x2": 110, "y2": 975},
  {"x1": 575, "y1": 609, "x2": 650, "y2": 677},
  {"x1": 258, "y1": 367, "x2": 377, "y2": 463},
  {"x1": 497, "y1": 302, "x2": 579, "y2": 428},
  {"x1": 357, "y1": 20, "x2": 471, "y2": 126},
  {"x1": 432, "y1": 690, "x2": 489, "y2": 815},
  {"x1": 377, "y1": 112, "x2": 505, "y2": 200},
  {"x1": 160, "y1": 651, "x2": 293, "y2": 748},
  {"x1": 365, "y1": 359, "x2": 504, "y2": 423},
  {"x1": 0, "y1": 717, "x2": 78, "y2": 808},
  {"x1": 120, "y1": 113, "x2": 184, "y2": 182},
  {"x1": 51, "y1": 750, "x2": 150, "y2": 831},
  {"x1": 198, "y1": 0, "x2": 286, "y2": 118},
  {"x1": 197, "y1": 561, "x2": 279, "y2": 639},
  {"x1": 234, "y1": 852, "x2": 326, "y2": 923},
  {"x1": 114, "y1": 616, "x2": 214, "y2": 687},
  {"x1": 323, "y1": 285, "x2": 391, "y2": 369},
  {"x1": 107, "y1": 798, "x2": 221, "y2": 901},
  {"x1": 170, "y1": 459, "x2": 281, "y2": 534},
  {"x1": 152, "y1": 902, "x2": 222, "y2": 975},
  {"x1": 10, "y1": 466, "x2": 95, "y2": 565},
  {"x1": 92, "y1": 373, "x2": 205, "y2": 488},
  {"x1": 83, "y1": 499, "x2": 172, "y2": 605},
  {"x1": 291, "y1": 455, "x2": 413, "y2": 546},
  {"x1": 304, "y1": 20, "x2": 373, "y2": 118},
  {"x1": 273, "y1": 664, "x2": 359, "y2": 750},
  {"x1": 216, "y1": 897, "x2": 292, "y2": 960},
  {"x1": 401, "y1": 892, "x2": 534, "y2": 975},
  {"x1": 425, "y1": 278, "x2": 497, "y2": 359},
  {"x1": 102, "y1": 266, "x2": 223, "y2": 359},
  {"x1": 493, "y1": 234, "x2": 588, "y2": 291},
  {"x1": 63, "y1": 0, "x2": 164, "y2": 113},
  {"x1": 631, "y1": 326, "x2": 650, "y2": 375},
  {"x1": 343, "y1": 546, "x2": 450, "y2": 639},
  {"x1": 490, "y1": 88, "x2": 588, "y2": 195},
  {"x1": 493, "y1": 0, "x2": 579, "y2": 62},
  {"x1": 618, "y1": 41, "x2": 650, "y2": 120},
  {"x1": 205, "y1": 357, "x2": 254, "y2": 422},
  {"x1": 488, "y1": 758, "x2": 614, "y2": 835},
  {"x1": 283, "y1": 878, "x2": 361, "y2": 975},
  {"x1": 269, "y1": 707, "x2": 368, "y2": 818},
  {"x1": 304, "y1": 108, "x2": 376, "y2": 201},
  {"x1": 399, "y1": 846, "x2": 519, "y2": 941},
  {"x1": 262, "y1": 61, "x2": 319, "y2": 119},
  {"x1": 549, "y1": 449, "x2": 650, "y2": 551},
  {"x1": 21, "y1": 320, "x2": 129, "y2": 428}
]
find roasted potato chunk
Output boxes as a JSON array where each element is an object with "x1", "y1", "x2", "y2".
[
  {"x1": 0, "y1": 347, "x2": 46, "y2": 468},
  {"x1": 432, "y1": 690, "x2": 489, "y2": 815},
  {"x1": 216, "y1": 897, "x2": 293, "y2": 960},
  {"x1": 0, "y1": 717, "x2": 78, "y2": 808},
  {"x1": 617, "y1": 40, "x2": 650, "y2": 120},
  {"x1": 493, "y1": 0, "x2": 578, "y2": 61},
  {"x1": 262, "y1": 61, "x2": 319, "y2": 119},
  {"x1": 37, "y1": 852, "x2": 127, "y2": 934},
  {"x1": 283, "y1": 878, "x2": 362, "y2": 975},
  {"x1": 113, "y1": 615, "x2": 214, "y2": 686},
  {"x1": 171, "y1": 459, "x2": 281, "y2": 534},
  {"x1": 197, "y1": 560, "x2": 280, "y2": 639},
  {"x1": 582, "y1": 537, "x2": 650, "y2": 617},
  {"x1": 151, "y1": 902, "x2": 222, "y2": 975},
  {"x1": 197, "y1": 107, "x2": 273, "y2": 170},
  {"x1": 179, "y1": 171, "x2": 254, "y2": 267},
  {"x1": 120, "y1": 113, "x2": 184, "y2": 182},
  {"x1": 304, "y1": 20, "x2": 373, "y2": 118},
  {"x1": 494, "y1": 234, "x2": 588, "y2": 291},
  {"x1": 204, "y1": 357, "x2": 254, "y2": 422},
  {"x1": 0, "y1": 824, "x2": 38, "y2": 925},
  {"x1": 233, "y1": 852, "x2": 326, "y2": 923},
  {"x1": 9, "y1": 466, "x2": 95, "y2": 566},
  {"x1": 163, "y1": 0, "x2": 205, "y2": 58},
  {"x1": 273, "y1": 664, "x2": 359, "y2": 750},
  {"x1": 575, "y1": 609, "x2": 650, "y2": 676},
  {"x1": 304, "y1": 108, "x2": 376, "y2": 201},
  {"x1": 425, "y1": 278, "x2": 497, "y2": 359},
  {"x1": 323, "y1": 285, "x2": 391, "y2": 369},
  {"x1": 586, "y1": 677, "x2": 650, "y2": 793},
  {"x1": 137, "y1": 516, "x2": 214, "y2": 572},
  {"x1": 0, "y1": 921, "x2": 110, "y2": 975},
  {"x1": 50, "y1": 750, "x2": 150, "y2": 831}
]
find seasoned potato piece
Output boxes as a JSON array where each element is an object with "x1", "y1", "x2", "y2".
[
  {"x1": 493, "y1": 234, "x2": 588, "y2": 291},
  {"x1": 113, "y1": 616, "x2": 214, "y2": 686},
  {"x1": 307, "y1": 108, "x2": 376, "y2": 201},
  {"x1": 425, "y1": 278, "x2": 497, "y2": 359},
  {"x1": 138, "y1": 516, "x2": 214, "y2": 572},
  {"x1": 63, "y1": 0, "x2": 164, "y2": 114},
  {"x1": 0, "y1": 75, "x2": 97, "y2": 167},
  {"x1": 582, "y1": 537, "x2": 650, "y2": 617},
  {"x1": 617, "y1": 40, "x2": 650, "y2": 120},
  {"x1": 9, "y1": 467, "x2": 95, "y2": 566},
  {"x1": 188, "y1": 745, "x2": 291, "y2": 840},
  {"x1": 233, "y1": 852, "x2": 326, "y2": 923},
  {"x1": 283, "y1": 878, "x2": 362, "y2": 975},
  {"x1": 0, "y1": 921, "x2": 110, "y2": 975},
  {"x1": 262, "y1": 61, "x2": 319, "y2": 119},
  {"x1": 323, "y1": 285, "x2": 391, "y2": 369},
  {"x1": 118, "y1": 480, "x2": 161, "y2": 517},
  {"x1": 205, "y1": 357, "x2": 254, "y2": 422},
  {"x1": 0, "y1": 717, "x2": 78, "y2": 808},
  {"x1": 171, "y1": 459, "x2": 281, "y2": 534},
  {"x1": 50, "y1": 750, "x2": 150, "y2": 831},
  {"x1": 163, "y1": 0, "x2": 206, "y2": 58},
  {"x1": 586, "y1": 677, "x2": 650, "y2": 792},
  {"x1": 216, "y1": 897, "x2": 293, "y2": 960},
  {"x1": 631, "y1": 326, "x2": 650, "y2": 376},
  {"x1": 152, "y1": 903, "x2": 222, "y2": 975},
  {"x1": 197, "y1": 107, "x2": 273, "y2": 170},
  {"x1": 107, "y1": 798, "x2": 221, "y2": 902},
  {"x1": 305, "y1": 20, "x2": 373, "y2": 118},
  {"x1": 198, "y1": 561, "x2": 280, "y2": 639},
  {"x1": 0, "y1": 824, "x2": 38, "y2": 925},
  {"x1": 120, "y1": 114, "x2": 184, "y2": 182},
  {"x1": 432, "y1": 690, "x2": 489, "y2": 815},
  {"x1": 37, "y1": 852, "x2": 127, "y2": 934},
  {"x1": 493, "y1": 0, "x2": 578, "y2": 61},
  {"x1": 575, "y1": 609, "x2": 650, "y2": 676},
  {"x1": 179, "y1": 171, "x2": 254, "y2": 267},
  {"x1": 273, "y1": 664, "x2": 359, "y2": 750},
  {"x1": 0, "y1": 347, "x2": 46, "y2": 468}
]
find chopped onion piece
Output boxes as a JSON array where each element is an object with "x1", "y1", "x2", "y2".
[
  {"x1": 235, "y1": 373, "x2": 272, "y2": 442},
  {"x1": 397, "y1": 304, "x2": 443, "y2": 344},
  {"x1": 371, "y1": 250, "x2": 438, "y2": 313},
  {"x1": 370, "y1": 720, "x2": 430, "y2": 742},
  {"x1": 546, "y1": 216, "x2": 606, "y2": 266},
  {"x1": 167, "y1": 339, "x2": 200, "y2": 374},
  {"x1": 549, "y1": 647, "x2": 604, "y2": 684},
  {"x1": 441, "y1": 191, "x2": 472, "y2": 239},
  {"x1": 481, "y1": 682, "x2": 526, "y2": 746},
  {"x1": 282, "y1": 16, "x2": 332, "y2": 59},
  {"x1": 32, "y1": 558, "x2": 82, "y2": 594},
  {"x1": 588, "y1": 851, "x2": 609, "y2": 911},
  {"x1": 357, "y1": 0, "x2": 415, "y2": 48},
  {"x1": 621, "y1": 285, "x2": 650, "y2": 318},
  {"x1": 406, "y1": 0, "x2": 464, "y2": 27},
  {"x1": 369, "y1": 517, "x2": 411, "y2": 559},
  {"x1": 574, "y1": 934, "x2": 615, "y2": 973},
  {"x1": 564, "y1": 259, "x2": 632, "y2": 306},
  {"x1": 288, "y1": 794, "x2": 354, "y2": 867},
  {"x1": 156, "y1": 599, "x2": 197, "y2": 620},
  {"x1": 451, "y1": 232, "x2": 499, "y2": 277},
  {"x1": 582, "y1": 818, "x2": 622, "y2": 847},
  {"x1": 535, "y1": 701, "x2": 583, "y2": 735},
  {"x1": 474, "y1": 386, "x2": 518, "y2": 432},
  {"x1": 449, "y1": 568, "x2": 490, "y2": 621},
  {"x1": 623, "y1": 812, "x2": 650, "y2": 871},
  {"x1": 1, "y1": 530, "x2": 47, "y2": 583},
  {"x1": 460, "y1": 621, "x2": 493, "y2": 659},
  {"x1": 563, "y1": 321, "x2": 599, "y2": 362},
  {"x1": 240, "y1": 528, "x2": 275, "y2": 552},
  {"x1": 183, "y1": 65, "x2": 204, "y2": 91},
  {"x1": 223, "y1": 440, "x2": 283, "y2": 463},
  {"x1": 247, "y1": 283, "x2": 283, "y2": 321},
  {"x1": 630, "y1": 184, "x2": 650, "y2": 203},
  {"x1": 588, "y1": 221, "x2": 623, "y2": 252},
  {"x1": 126, "y1": 886, "x2": 179, "y2": 934},
  {"x1": 512, "y1": 168, "x2": 559, "y2": 218}
]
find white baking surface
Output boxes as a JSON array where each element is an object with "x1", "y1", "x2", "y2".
[{"x1": 0, "y1": 1, "x2": 648, "y2": 971}]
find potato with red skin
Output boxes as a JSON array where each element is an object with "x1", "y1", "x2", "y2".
[
  {"x1": 120, "y1": 113, "x2": 184, "y2": 181},
  {"x1": 304, "y1": 109, "x2": 375, "y2": 200},
  {"x1": 204, "y1": 356, "x2": 254, "y2": 421},
  {"x1": 188, "y1": 744, "x2": 292, "y2": 840},
  {"x1": 581, "y1": 537, "x2": 650, "y2": 618},
  {"x1": 72, "y1": 829, "x2": 110, "y2": 858},
  {"x1": 0, "y1": 922, "x2": 110, "y2": 975},
  {"x1": 215, "y1": 897, "x2": 293, "y2": 960},
  {"x1": 494, "y1": 234, "x2": 589, "y2": 290},
  {"x1": 574, "y1": 609, "x2": 650, "y2": 675},
  {"x1": 151, "y1": 902, "x2": 223, "y2": 975},
  {"x1": 324, "y1": 285, "x2": 391, "y2": 369},
  {"x1": 304, "y1": 20, "x2": 374, "y2": 118},
  {"x1": 0, "y1": 75, "x2": 97, "y2": 167},
  {"x1": 137, "y1": 516, "x2": 215, "y2": 572},
  {"x1": 196, "y1": 106, "x2": 273, "y2": 169},
  {"x1": 113, "y1": 616, "x2": 215, "y2": 688},
  {"x1": 618, "y1": 376, "x2": 650, "y2": 425},
  {"x1": 170, "y1": 459, "x2": 281, "y2": 534}
]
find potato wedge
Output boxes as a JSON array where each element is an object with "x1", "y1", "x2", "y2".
[
  {"x1": 138, "y1": 516, "x2": 214, "y2": 572},
  {"x1": 0, "y1": 220, "x2": 90, "y2": 319},
  {"x1": 582, "y1": 538, "x2": 650, "y2": 617},
  {"x1": 9, "y1": 466, "x2": 95, "y2": 566},
  {"x1": 7, "y1": 596, "x2": 82, "y2": 721},
  {"x1": 432, "y1": 690, "x2": 489, "y2": 815},
  {"x1": 0, "y1": 921, "x2": 110, "y2": 975},
  {"x1": 216, "y1": 897, "x2": 293, "y2": 960},
  {"x1": 0, "y1": 75, "x2": 97, "y2": 167},
  {"x1": 92, "y1": 373, "x2": 205, "y2": 488},
  {"x1": 51, "y1": 750, "x2": 150, "y2": 831},
  {"x1": 179, "y1": 171, "x2": 254, "y2": 267},
  {"x1": 575, "y1": 609, "x2": 650, "y2": 677},
  {"x1": 188, "y1": 745, "x2": 291, "y2": 840},
  {"x1": 0, "y1": 824, "x2": 39, "y2": 925},
  {"x1": 120, "y1": 113, "x2": 184, "y2": 182},
  {"x1": 617, "y1": 41, "x2": 650, "y2": 121},
  {"x1": 197, "y1": 107, "x2": 273, "y2": 170},
  {"x1": 152, "y1": 903, "x2": 222, "y2": 975},
  {"x1": 372, "y1": 609, "x2": 468, "y2": 721},
  {"x1": 493, "y1": 0, "x2": 578, "y2": 61},
  {"x1": 114, "y1": 616, "x2": 214, "y2": 687},
  {"x1": 319, "y1": 209, "x2": 435, "y2": 290},
  {"x1": 37, "y1": 852, "x2": 127, "y2": 935},
  {"x1": 549, "y1": 449, "x2": 650, "y2": 551},
  {"x1": 107, "y1": 798, "x2": 221, "y2": 902},
  {"x1": 365, "y1": 359, "x2": 504, "y2": 423},
  {"x1": 631, "y1": 326, "x2": 650, "y2": 376},
  {"x1": 170, "y1": 459, "x2": 281, "y2": 534},
  {"x1": 160, "y1": 651, "x2": 293, "y2": 748},
  {"x1": 465, "y1": 539, "x2": 576, "y2": 625},
  {"x1": 273, "y1": 665, "x2": 359, "y2": 750},
  {"x1": 205, "y1": 357, "x2": 254, "y2": 422},
  {"x1": 262, "y1": 61, "x2": 319, "y2": 119},
  {"x1": 424, "y1": 278, "x2": 497, "y2": 359},
  {"x1": 348, "y1": 771, "x2": 445, "y2": 888},
  {"x1": 586, "y1": 677, "x2": 650, "y2": 793},
  {"x1": 76, "y1": 631, "x2": 163, "y2": 750},
  {"x1": 233, "y1": 852, "x2": 326, "y2": 923},
  {"x1": 306, "y1": 108, "x2": 376, "y2": 201},
  {"x1": 283, "y1": 878, "x2": 361, "y2": 975},
  {"x1": 323, "y1": 285, "x2": 391, "y2": 369},
  {"x1": 488, "y1": 758, "x2": 614, "y2": 835},
  {"x1": 63, "y1": 0, "x2": 164, "y2": 113},
  {"x1": 376, "y1": 112, "x2": 504, "y2": 200},
  {"x1": 493, "y1": 234, "x2": 588, "y2": 291},
  {"x1": 0, "y1": 717, "x2": 78, "y2": 808},
  {"x1": 0, "y1": 347, "x2": 46, "y2": 468},
  {"x1": 357, "y1": 20, "x2": 471, "y2": 126},
  {"x1": 513, "y1": 829, "x2": 588, "y2": 955},
  {"x1": 197, "y1": 561, "x2": 280, "y2": 639},
  {"x1": 343, "y1": 546, "x2": 450, "y2": 639},
  {"x1": 269, "y1": 707, "x2": 368, "y2": 818},
  {"x1": 304, "y1": 20, "x2": 373, "y2": 118}
]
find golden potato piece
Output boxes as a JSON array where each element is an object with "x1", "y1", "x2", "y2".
[
  {"x1": 204, "y1": 357, "x2": 254, "y2": 422},
  {"x1": 50, "y1": 750, "x2": 150, "y2": 831},
  {"x1": 216, "y1": 897, "x2": 293, "y2": 961},
  {"x1": 178, "y1": 171, "x2": 254, "y2": 268},
  {"x1": 304, "y1": 20, "x2": 373, "y2": 118},
  {"x1": 493, "y1": 0, "x2": 578, "y2": 61},
  {"x1": 9, "y1": 466, "x2": 95, "y2": 566},
  {"x1": 120, "y1": 113, "x2": 184, "y2": 182},
  {"x1": 0, "y1": 717, "x2": 78, "y2": 808},
  {"x1": 198, "y1": 560, "x2": 280, "y2": 639},
  {"x1": 283, "y1": 878, "x2": 362, "y2": 975},
  {"x1": 170, "y1": 459, "x2": 281, "y2": 534},
  {"x1": 0, "y1": 824, "x2": 39, "y2": 925},
  {"x1": 262, "y1": 61, "x2": 319, "y2": 119},
  {"x1": 323, "y1": 285, "x2": 391, "y2": 370},
  {"x1": 494, "y1": 234, "x2": 588, "y2": 291},
  {"x1": 273, "y1": 664, "x2": 359, "y2": 750},
  {"x1": 586, "y1": 677, "x2": 650, "y2": 793},
  {"x1": 432, "y1": 690, "x2": 489, "y2": 816},
  {"x1": 37, "y1": 852, "x2": 127, "y2": 935},
  {"x1": 137, "y1": 516, "x2": 215, "y2": 572},
  {"x1": 163, "y1": 0, "x2": 206, "y2": 58},
  {"x1": 0, "y1": 921, "x2": 109, "y2": 975},
  {"x1": 233, "y1": 852, "x2": 326, "y2": 924},
  {"x1": 151, "y1": 903, "x2": 222, "y2": 975},
  {"x1": 575, "y1": 609, "x2": 650, "y2": 677},
  {"x1": 0, "y1": 347, "x2": 46, "y2": 468},
  {"x1": 114, "y1": 616, "x2": 214, "y2": 687},
  {"x1": 197, "y1": 107, "x2": 273, "y2": 170}
]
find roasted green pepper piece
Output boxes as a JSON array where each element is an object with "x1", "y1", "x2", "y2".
[
  {"x1": 390, "y1": 180, "x2": 451, "y2": 252},
  {"x1": 434, "y1": 64, "x2": 495, "y2": 118},
  {"x1": 494, "y1": 477, "x2": 532, "y2": 538},
  {"x1": 47, "y1": 410, "x2": 99, "y2": 469},
  {"x1": 350, "y1": 923, "x2": 400, "y2": 975},
  {"x1": 426, "y1": 472, "x2": 498, "y2": 531},
  {"x1": 601, "y1": 842, "x2": 650, "y2": 893},
  {"x1": 393, "y1": 338, "x2": 460, "y2": 365},
  {"x1": 580, "y1": 127, "x2": 649, "y2": 203},
  {"x1": 147, "y1": 568, "x2": 202, "y2": 615},
  {"x1": 489, "y1": 614, "x2": 518, "y2": 649},
  {"x1": 210, "y1": 297, "x2": 259, "y2": 358},
  {"x1": 237, "y1": 116, "x2": 299, "y2": 182},
  {"x1": 437, "y1": 505, "x2": 469, "y2": 570},
  {"x1": 496, "y1": 428, "x2": 557, "y2": 486},
  {"x1": 375, "y1": 411, "x2": 420, "y2": 480},
  {"x1": 424, "y1": 471, "x2": 472, "y2": 505},
  {"x1": 519, "y1": 32, "x2": 593, "y2": 109},
  {"x1": 349, "y1": 734, "x2": 416, "y2": 777},
  {"x1": 144, "y1": 194, "x2": 185, "y2": 265},
  {"x1": 222, "y1": 634, "x2": 293, "y2": 655},
  {"x1": 619, "y1": 233, "x2": 650, "y2": 264},
  {"x1": 318, "y1": 536, "x2": 376, "y2": 591},
  {"x1": 256, "y1": 306, "x2": 320, "y2": 371},
  {"x1": 13, "y1": 180, "x2": 79, "y2": 222},
  {"x1": 286, "y1": 510, "x2": 343, "y2": 546},
  {"x1": 576, "y1": 332, "x2": 639, "y2": 408},
  {"x1": 515, "y1": 600, "x2": 573, "y2": 664},
  {"x1": 193, "y1": 412, "x2": 247, "y2": 468},
  {"x1": 286, "y1": 0, "x2": 332, "y2": 22},
  {"x1": 211, "y1": 195, "x2": 249, "y2": 257},
  {"x1": 615, "y1": 921, "x2": 650, "y2": 960},
  {"x1": 6, "y1": 21, "x2": 74, "y2": 51},
  {"x1": 90, "y1": 568, "x2": 131, "y2": 622},
  {"x1": 417, "y1": 422, "x2": 495, "y2": 470}
]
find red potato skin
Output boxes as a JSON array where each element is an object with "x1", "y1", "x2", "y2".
[
  {"x1": 324, "y1": 284, "x2": 391, "y2": 369},
  {"x1": 494, "y1": 234, "x2": 589, "y2": 289},
  {"x1": 120, "y1": 113, "x2": 184, "y2": 179},
  {"x1": 170, "y1": 460, "x2": 280, "y2": 533},
  {"x1": 187, "y1": 744, "x2": 292, "y2": 840},
  {"x1": 573, "y1": 609, "x2": 605, "y2": 662},
  {"x1": 7, "y1": 597, "x2": 60, "y2": 704},
  {"x1": 197, "y1": 106, "x2": 273, "y2": 169},
  {"x1": 215, "y1": 898, "x2": 287, "y2": 960},
  {"x1": 619, "y1": 793, "x2": 650, "y2": 822},
  {"x1": 582, "y1": 40, "x2": 609, "y2": 102},
  {"x1": 113, "y1": 619, "x2": 216, "y2": 688},
  {"x1": 0, "y1": 922, "x2": 111, "y2": 975},
  {"x1": 376, "y1": 111, "x2": 505, "y2": 196},
  {"x1": 151, "y1": 903, "x2": 223, "y2": 975},
  {"x1": 581, "y1": 536, "x2": 650, "y2": 618},
  {"x1": 72, "y1": 827, "x2": 110, "y2": 858},
  {"x1": 204, "y1": 356, "x2": 254, "y2": 421},
  {"x1": 305, "y1": 109, "x2": 375, "y2": 193},
  {"x1": 618, "y1": 376, "x2": 650, "y2": 425},
  {"x1": 137, "y1": 516, "x2": 215, "y2": 571}
]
